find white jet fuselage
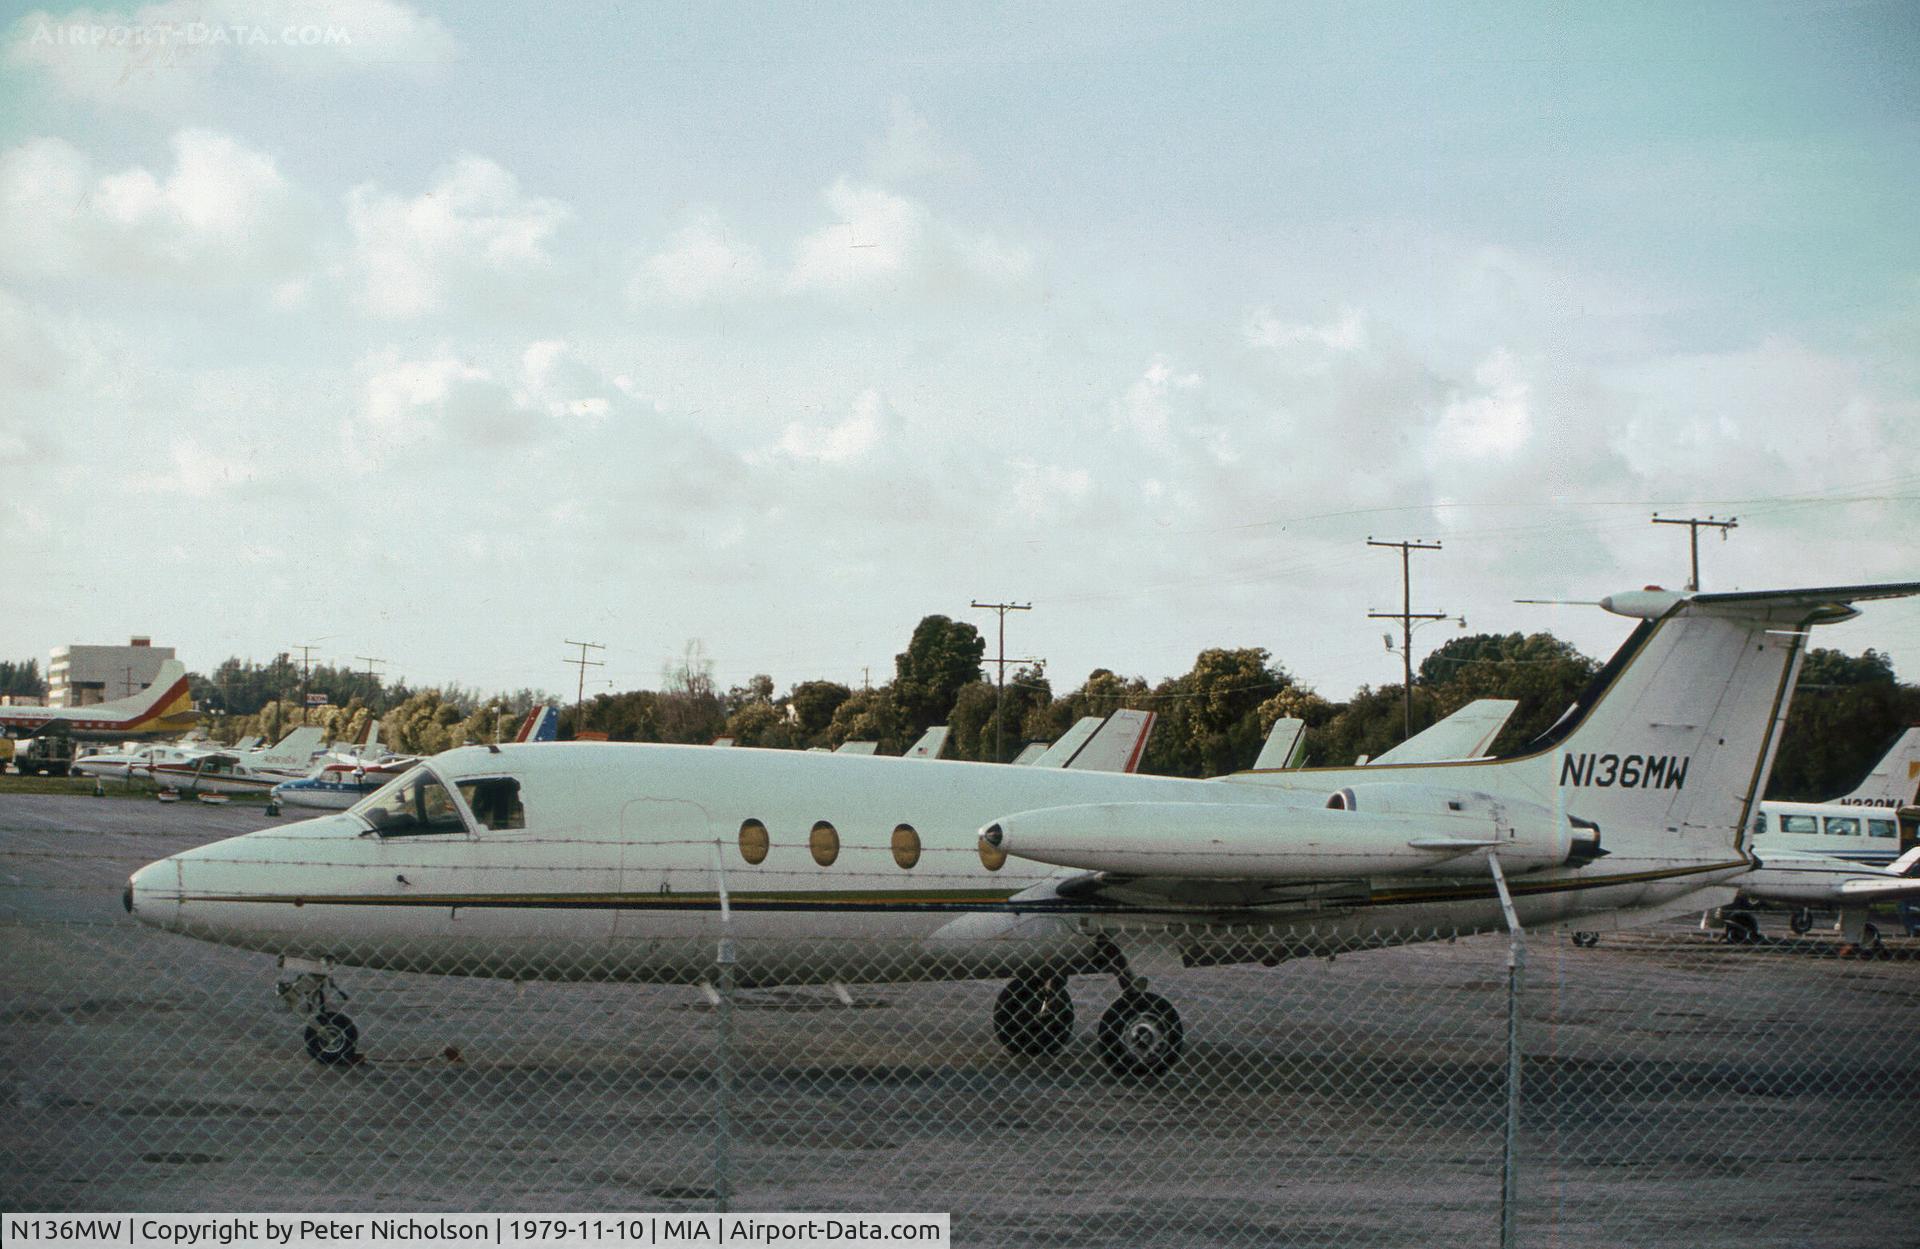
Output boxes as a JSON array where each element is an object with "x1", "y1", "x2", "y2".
[{"x1": 128, "y1": 740, "x2": 1745, "y2": 988}]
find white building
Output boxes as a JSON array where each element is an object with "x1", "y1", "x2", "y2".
[{"x1": 48, "y1": 638, "x2": 177, "y2": 707}]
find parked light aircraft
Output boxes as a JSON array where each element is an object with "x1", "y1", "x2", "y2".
[
  {"x1": 125, "y1": 583, "x2": 1917, "y2": 1076},
  {"x1": 0, "y1": 660, "x2": 196, "y2": 741},
  {"x1": 1707, "y1": 727, "x2": 1920, "y2": 943}
]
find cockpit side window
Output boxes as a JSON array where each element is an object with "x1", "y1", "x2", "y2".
[
  {"x1": 357, "y1": 770, "x2": 468, "y2": 837},
  {"x1": 457, "y1": 778, "x2": 525, "y2": 831}
]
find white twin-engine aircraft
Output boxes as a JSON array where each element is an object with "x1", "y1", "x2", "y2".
[{"x1": 126, "y1": 582, "x2": 1918, "y2": 1077}]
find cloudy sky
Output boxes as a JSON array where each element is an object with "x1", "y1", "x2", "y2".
[{"x1": 2, "y1": 1, "x2": 1917, "y2": 705}]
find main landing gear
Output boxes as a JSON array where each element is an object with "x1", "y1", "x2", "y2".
[
  {"x1": 277, "y1": 962, "x2": 358, "y2": 1066},
  {"x1": 993, "y1": 975, "x2": 1075, "y2": 1057},
  {"x1": 991, "y1": 964, "x2": 1186, "y2": 1081}
]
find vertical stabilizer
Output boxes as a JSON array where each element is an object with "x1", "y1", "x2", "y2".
[{"x1": 1835, "y1": 727, "x2": 1920, "y2": 807}]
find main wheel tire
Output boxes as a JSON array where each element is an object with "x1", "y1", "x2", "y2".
[
  {"x1": 1097, "y1": 991, "x2": 1184, "y2": 1080},
  {"x1": 1860, "y1": 922, "x2": 1884, "y2": 956},
  {"x1": 993, "y1": 977, "x2": 1074, "y2": 1057},
  {"x1": 1571, "y1": 931, "x2": 1600, "y2": 949},
  {"x1": 1724, "y1": 913, "x2": 1761, "y2": 945},
  {"x1": 1789, "y1": 909, "x2": 1814, "y2": 935},
  {"x1": 303, "y1": 1011, "x2": 359, "y2": 1065}
]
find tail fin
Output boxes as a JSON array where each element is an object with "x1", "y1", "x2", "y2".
[
  {"x1": 1516, "y1": 584, "x2": 1920, "y2": 853},
  {"x1": 1253, "y1": 718, "x2": 1308, "y2": 770},
  {"x1": 1835, "y1": 727, "x2": 1920, "y2": 807},
  {"x1": 1370, "y1": 699, "x2": 1518, "y2": 766},
  {"x1": 904, "y1": 726, "x2": 949, "y2": 760},
  {"x1": 1065, "y1": 709, "x2": 1157, "y2": 774},
  {"x1": 1033, "y1": 717, "x2": 1103, "y2": 768},
  {"x1": 512, "y1": 705, "x2": 559, "y2": 743},
  {"x1": 258, "y1": 726, "x2": 324, "y2": 769}
]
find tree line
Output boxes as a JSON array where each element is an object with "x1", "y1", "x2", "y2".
[{"x1": 10, "y1": 620, "x2": 1915, "y2": 799}]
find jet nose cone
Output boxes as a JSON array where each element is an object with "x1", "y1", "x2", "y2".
[{"x1": 125, "y1": 858, "x2": 177, "y2": 929}]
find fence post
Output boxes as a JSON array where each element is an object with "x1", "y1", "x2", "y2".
[
  {"x1": 1487, "y1": 854, "x2": 1526, "y2": 1249},
  {"x1": 711, "y1": 842, "x2": 737, "y2": 1214}
]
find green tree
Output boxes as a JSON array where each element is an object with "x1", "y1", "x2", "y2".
[
  {"x1": 724, "y1": 700, "x2": 797, "y2": 748},
  {"x1": 1418, "y1": 632, "x2": 1599, "y2": 755},
  {"x1": 827, "y1": 686, "x2": 905, "y2": 752},
  {"x1": 1769, "y1": 648, "x2": 1920, "y2": 799},
  {"x1": 0, "y1": 659, "x2": 45, "y2": 699},
  {"x1": 893, "y1": 615, "x2": 986, "y2": 734},
  {"x1": 788, "y1": 680, "x2": 853, "y2": 746}
]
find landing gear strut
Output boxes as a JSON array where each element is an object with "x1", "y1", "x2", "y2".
[
  {"x1": 277, "y1": 964, "x2": 358, "y2": 1066},
  {"x1": 992, "y1": 975, "x2": 1074, "y2": 1057},
  {"x1": 1096, "y1": 965, "x2": 1184, "y2": 1081},
  {"x1": 1723, "y1": 912, "x2": 1761, "y2": 945},
  {"x1": 1789, "y1": 908, "x2": 1814, "y2": 935}
]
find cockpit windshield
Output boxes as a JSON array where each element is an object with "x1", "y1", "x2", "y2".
[{"x1": 351, "y1": 766, "x2": 468, "y2": 837}]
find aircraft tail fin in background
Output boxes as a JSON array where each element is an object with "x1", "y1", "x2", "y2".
[
  {"x1": 257, "y1": 726, "x2": 325, "y2": 770},
  {"x1": 1009, "y1": 742, "x2": 1049, "y2": 766},
  {"x1": 904, "y1": 726, "x2": 949, "y2": 760},
  {"x1": 1033, "y1": 717, "x2": 1102, "y2": 768},
  {"x1": 513, "y1": 706, "x2": 559, "y2": 743},
  {"x1": 1370, "y1": 699, "x2": 1518, "y2": 766},
  {"x1": 1253, "y1": 718, "x2": 1309, "y2": 770},
  {"x1": 1835, "y1": 727, "x2": 1920, "y2": 807},
  {"x1": 1064, "y1": 709, "x2": 1156, "y2": 774}
]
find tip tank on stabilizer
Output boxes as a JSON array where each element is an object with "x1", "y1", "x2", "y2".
[{"x1": 982, "y1": 786, "x2": 1599, "y2": 881}]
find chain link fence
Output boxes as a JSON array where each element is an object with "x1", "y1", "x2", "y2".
[{"x1": 5, "y1": 799, "x2": 1918, "y2": 1246}]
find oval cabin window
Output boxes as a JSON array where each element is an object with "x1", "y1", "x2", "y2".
[
  {"x1": 978, "y1": 835, "x2": 1007, "y2": 872},
  {"x1": 891, "y1": 824, "x2": 921, "y2": 870},
  {"x1": 738, "y1": 818, "x2": 769, "y2": 865},
  {"x1": 809, "y1": 820, "x2": 840, "y2": 867}
]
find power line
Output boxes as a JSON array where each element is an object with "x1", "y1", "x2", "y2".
[
  {"x1": 1367, "y1": 538, "x2": 1448, "y2": 741},
  {"x1": 1651, "y1": 513, "x2": 1737, "y2": 591}
]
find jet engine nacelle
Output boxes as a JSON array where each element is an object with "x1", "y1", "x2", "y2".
[{"x1": 983, "y1": 786, "x2": 1598, "y2": 881}]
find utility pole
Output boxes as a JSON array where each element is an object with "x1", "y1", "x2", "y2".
[
  {"x1": 123, "y1": 666, "x2": 136, "y2": 697},
  {"x1": 354, "y1": 656, "x2": 385, "y2": 710},
  {"x1": 292, "y1": 643, "x2": 320, "y2": 725},
  {"x1": 1651, "y1": 514, "x2": 1737, "y2": 591},
  {"x1": 1367, "y1": 538, "x2": 1447, "y2": 741},
  {"x1": 971, "y1": 601, "x2": 1032, "y2": 762},
  {"x1": 563, "y1": 640, "x2": 606, "y2": 730}
]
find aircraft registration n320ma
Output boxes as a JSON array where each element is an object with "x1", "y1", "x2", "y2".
[{"x1": 126, "y1": 582, "x2": 1918, "y2": 1077}]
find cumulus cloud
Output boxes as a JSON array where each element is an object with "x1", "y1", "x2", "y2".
[
  {"x1": 1115, "y1": 356, "x2": 1203, "y2": 447},
  {"x1": 345, "y1": 155, "x2": 570, "y2": 318},
  {"x1": 0, "y1": 129, "x2": 304, "y2": 284},
  {"x1": 1244, "y1": 306, "x2": 1369, "y2": 372},
  {"x1": 349, "y1": 340, "x2": 657, "y2": 468},
  {"x1": 788, "y1": 178, "x2": 1031, "y2": 294},
  {"x1": 633, "y1": 216, "x2": 765, "y2": 305},
  {"x1": 1430, "y1": 348, "x2": 1533, "y2": 460},
  {"x1": 768, "y1": 388, "x2": 896, "y2": 464},
  {"x1": 6, "y1": 0, "x2": 457, "y2": 109}
]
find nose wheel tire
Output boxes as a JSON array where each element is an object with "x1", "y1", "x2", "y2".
[
  {"x1": 303, "y1": 1011, "x2": 359, "y2": 1065},
  {"x1": 1571, "y1": 931, "x2": 1600, "y2": 949},
  {"x1": 1789, "y1": 908, "x2": 1814, "y2": 935},
  {"x1": 1097, "y1": 991, "x2": 1184, "y2": 1080},
  {"x1": 992, "y1": 976, "x2": 1075, "y2": 1057}
]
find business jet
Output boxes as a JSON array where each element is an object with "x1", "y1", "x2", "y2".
[
  {"x1": 0, "y1": 660, "x2": 197, "y2": 741},
  {"x1": 125, "y1": 583, "x2": 1915, "y2": 1077}
]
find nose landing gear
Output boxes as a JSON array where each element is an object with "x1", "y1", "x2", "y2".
[{"x1": 277, "y1": 963, "x2": 358, "y2": 1066}]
